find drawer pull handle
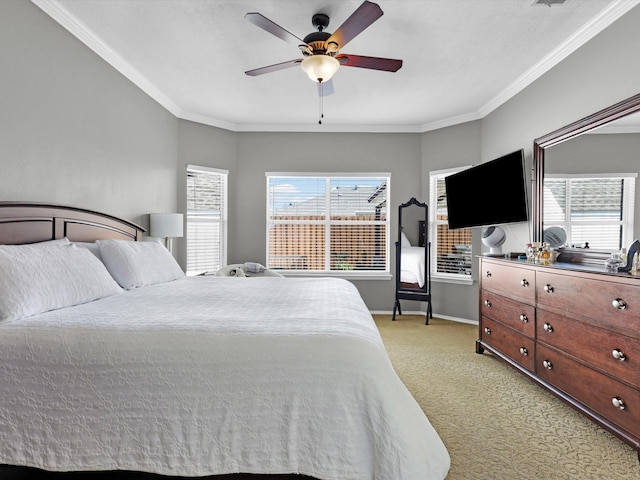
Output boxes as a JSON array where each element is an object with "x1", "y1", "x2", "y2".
[
  {"x1": 484, "y1": 327, "x2": 491, "y2": 335},
  {"x1": 520, "y1": 279, "x2": 529, "y2": 287},
  {"x1": 543, "y1": 284, "x2": 554, "y2": 293},
  {"x1": 485, "y1": 271, "x2": 492, "y2": 278},
  {"x1": 519, "y1": 314, "x2": 528, "y2": 323},
  {"x1": 519, "y1": 347, "x2": 528, "y2": 356},
  {"x1": 484, "y1": 300, "x2": 491, "y2": 307},
  {"x1": 542, "y1": 360, "x2": 553, "y2": 370},
  {"x1": 543, "y1": 323, "x2": 553, "y2": 333},
  {"x1": 612, "y1": 298, "x2": 627, "y2": 310},
  {"x1": 612, "y1": 349, "x2": 626, "y2": 361},
  {"x1": 611, "y1": 397, "x2": 626, "y2": 410}
]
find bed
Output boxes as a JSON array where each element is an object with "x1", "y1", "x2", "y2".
[{"x1": 0, "y1": 203, "x2": 450, "y2": 480}]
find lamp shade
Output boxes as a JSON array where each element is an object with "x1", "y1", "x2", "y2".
[
  {"x1": 301, "y1": 55, "x2": 340, "y2": 83},
  {"x1": 150, "y1": 213, "x2": 184, "y2": 238}
]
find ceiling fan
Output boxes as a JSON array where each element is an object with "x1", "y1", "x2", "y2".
[{"x1": 244, "y1": 0, "x2": 403, "y2": 98}]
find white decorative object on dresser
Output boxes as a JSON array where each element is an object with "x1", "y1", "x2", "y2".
[{"x1": 477, "y1": 256, "x2": 640, "y2": 457}]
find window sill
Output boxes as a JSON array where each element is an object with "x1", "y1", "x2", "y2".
[
  {"x1": 431, "y1": 274, "x2": 474, "y2": 286},
  {"x1": 279, "y1": 271, "x2": 392, "y2": 281}
]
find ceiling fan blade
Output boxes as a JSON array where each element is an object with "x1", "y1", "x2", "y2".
[
  {"x1": 326, "y1": 1, "x2": 383, "y2": 51},
  {"x1": 317, "y1": 79, "x2": 335, "y2": 97},
  {"x1": 337, "y1": 54, "x2": 402, "y2": 72},
  {"x1": 245, "y1": 12, "x2": 306, "y2": 47},
  {"x1": 245, "y1": 59, "x2": 302, "y2": 76}
]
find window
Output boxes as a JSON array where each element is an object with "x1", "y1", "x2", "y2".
[
  {"x1": 544, "y1": 174, "x2": 636, "y2": 250},
  {"x1": 186, "y1": 165, "x2": 228, "y2": 276},
  {"x1": 429, "y1": 168, "x2": 473, "y2": 282},
  {"x1": 266, "y1": 173, "x2": 389, "y2": 275}
]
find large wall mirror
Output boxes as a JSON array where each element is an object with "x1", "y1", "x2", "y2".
[{"x1": 533, "y1": 93, "x2": 640, "y2": 263}]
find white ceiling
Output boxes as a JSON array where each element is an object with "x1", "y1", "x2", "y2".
[{"x1": 33, "y1": 0, "x2": 639, "y2": 133}]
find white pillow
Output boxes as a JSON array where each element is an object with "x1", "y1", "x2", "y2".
[
  {"x1": 72, "y1": 241, "x2": 102, "y2": 261},
  {"x1": 401, "y1": 231, "x2": 411, "y2": 247},
  {"x1": 0, "y1": 244, "x2": 122, "y2": 322},
  {"x1": 97, "y1": 240, "x2": 185, "y2": 290}
]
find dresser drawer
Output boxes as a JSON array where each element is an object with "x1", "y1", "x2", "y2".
[
  {"x1": 481, "y1": 316, "x2": 535, "y2": 372},
  {"x1": 537, "y1": 309, "x2": 640, "y2": 389},
  {"x1": 536, "y1": 271, "x2": 640, "y2": 334},
  {"x1": 537, "y1": 343, "x2": 640, "y2": 438},
  {"x1": 480, "y1": 261, "x2": 535, "y2": 304},
  {"x1": 481, "y1": 290, "x2": 535, "y2": 338}
]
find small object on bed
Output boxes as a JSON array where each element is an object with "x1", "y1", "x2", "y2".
[
  {"x1": 216, "y1": 263, "x2": 284, "y2": 277},
  {"x1": 244, "y1": 261, "x2": 266, "y2": 273}
]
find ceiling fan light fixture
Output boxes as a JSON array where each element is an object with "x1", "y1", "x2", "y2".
[{"x1": 301, "y1": 55, "x2": 340, "y2": 83}]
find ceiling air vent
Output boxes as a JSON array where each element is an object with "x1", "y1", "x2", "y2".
[{"x1": 532, "y1": 0, "x2": 566, "y2": 5}]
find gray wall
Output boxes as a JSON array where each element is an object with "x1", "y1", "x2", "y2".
[
  {"x1": 176, "y1": 120, "x2": 238, "y2": 269},
  {"x1": 481, "y1": 4, "x2": 640, "y2": 256},
  {"x1": 3, "y1": 0, "x2": 640, "y2": 320},
  {"x1": 421, "y1": 120, "x2": 481, "y2": 321},
  {"x1": 423, "y1": 5, "x2": 640, "y2": 320},
  {"x1": 234, "y1": 132, "x2": 422, "y2": 311},
  {"x1": 0, "y1": 1, "x2": 177, "y2": 229}
]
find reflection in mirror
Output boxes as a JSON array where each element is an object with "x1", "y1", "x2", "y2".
[
  {"x1": 534, "y1": 93, "x2": 640, "y2": 264},
  {"x1": 544, "y1": 130, "x2": 638, "y2": 249},
  {"x1": 397, "y1": 201, "x2": 428, "y2": 292}
]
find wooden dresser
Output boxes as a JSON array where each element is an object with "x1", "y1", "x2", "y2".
[{"x1": 477, "y1": 256, "x2": 640, "y2": 454}]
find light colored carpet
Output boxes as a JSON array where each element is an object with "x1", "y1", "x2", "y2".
[{"x1": 374, "y1": 314, "x2": 639, "y2": 480}]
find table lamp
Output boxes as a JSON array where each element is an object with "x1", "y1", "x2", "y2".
[{"x1": 150, "y1": 213, "x2": 183, "y2": 254}]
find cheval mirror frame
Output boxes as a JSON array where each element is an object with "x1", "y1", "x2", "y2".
[
  {"x1": 533, "y1": 92, "x2": 640, "y2": 263},
  {"x1": 392, "y1": 197, "x2": 432, "y2": 325}
]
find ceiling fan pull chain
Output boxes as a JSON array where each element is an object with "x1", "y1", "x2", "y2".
[{"x1": 319, "y1": 81, "x2": 324, "y2": 124}]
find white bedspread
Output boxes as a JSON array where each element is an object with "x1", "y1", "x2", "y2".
[
  {"x1": 0, "y1": 277, "x2": 449, "y2": 479},
  {"x1": 401, "y1": 246, "x2": 426, "y2": 287}
]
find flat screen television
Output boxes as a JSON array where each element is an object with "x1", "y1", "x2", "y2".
[{"x1": 445, "y1": 149, "x2": 528, "y2": 230}]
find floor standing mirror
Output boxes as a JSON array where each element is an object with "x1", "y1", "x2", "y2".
[{"x1": 393, "y1": 197, "x2": 432, "y2": 324}]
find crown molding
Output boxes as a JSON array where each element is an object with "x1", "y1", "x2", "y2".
[
  {"x1": 233, "y1": 122, "x2": 423, "y2": 133},
  {"x1": 177, "y1": 110, "x2": 240, "y2": 132},
  {"x1": 32, "y1": 0, "x2": 639, "y2": 134},
  {"x1": 179, "y1": 113, "x2": 423, "y2": 133},
  {"x1": 31, "y1": 0, "x2": 182, "y2": 117},
  {"x1": 419, "y1": 111, "x2": 483, "y2": 133},
  {"x1": 31, "y1": 0, "x2": 425, "y2": 133},
  {"x1": 479, "y1": 0, "x2": 640, "y2": 118}
]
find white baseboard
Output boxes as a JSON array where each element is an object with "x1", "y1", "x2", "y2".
[{"x1": 370, "y1": 310, "x2": 478, "y2": 325}]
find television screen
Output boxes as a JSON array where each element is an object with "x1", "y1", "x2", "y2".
[{"x1": 445, "y1": 149, "x2": 528, "y2": 230}]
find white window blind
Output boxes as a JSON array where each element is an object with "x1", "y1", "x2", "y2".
[
  {"x1": 186, "y1": 165, "x2": 228, "y2": 275},
  {"x1": 429, "y1": 168, "x2": 472, "y2": 280},
  {"x1": 544, "y1": 174, "x2": 636, "y2": 250},
  {"x1": 266, "y1": 174, "x2": 389, "y2": 274}
]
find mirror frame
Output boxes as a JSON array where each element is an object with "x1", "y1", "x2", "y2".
[{"x1": 532, "y1": 93, "x2": 640, "y2": 256}]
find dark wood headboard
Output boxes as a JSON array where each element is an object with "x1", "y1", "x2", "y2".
[{"x1": 0, "y1": 202, "x2": 145, "y2": 245}]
